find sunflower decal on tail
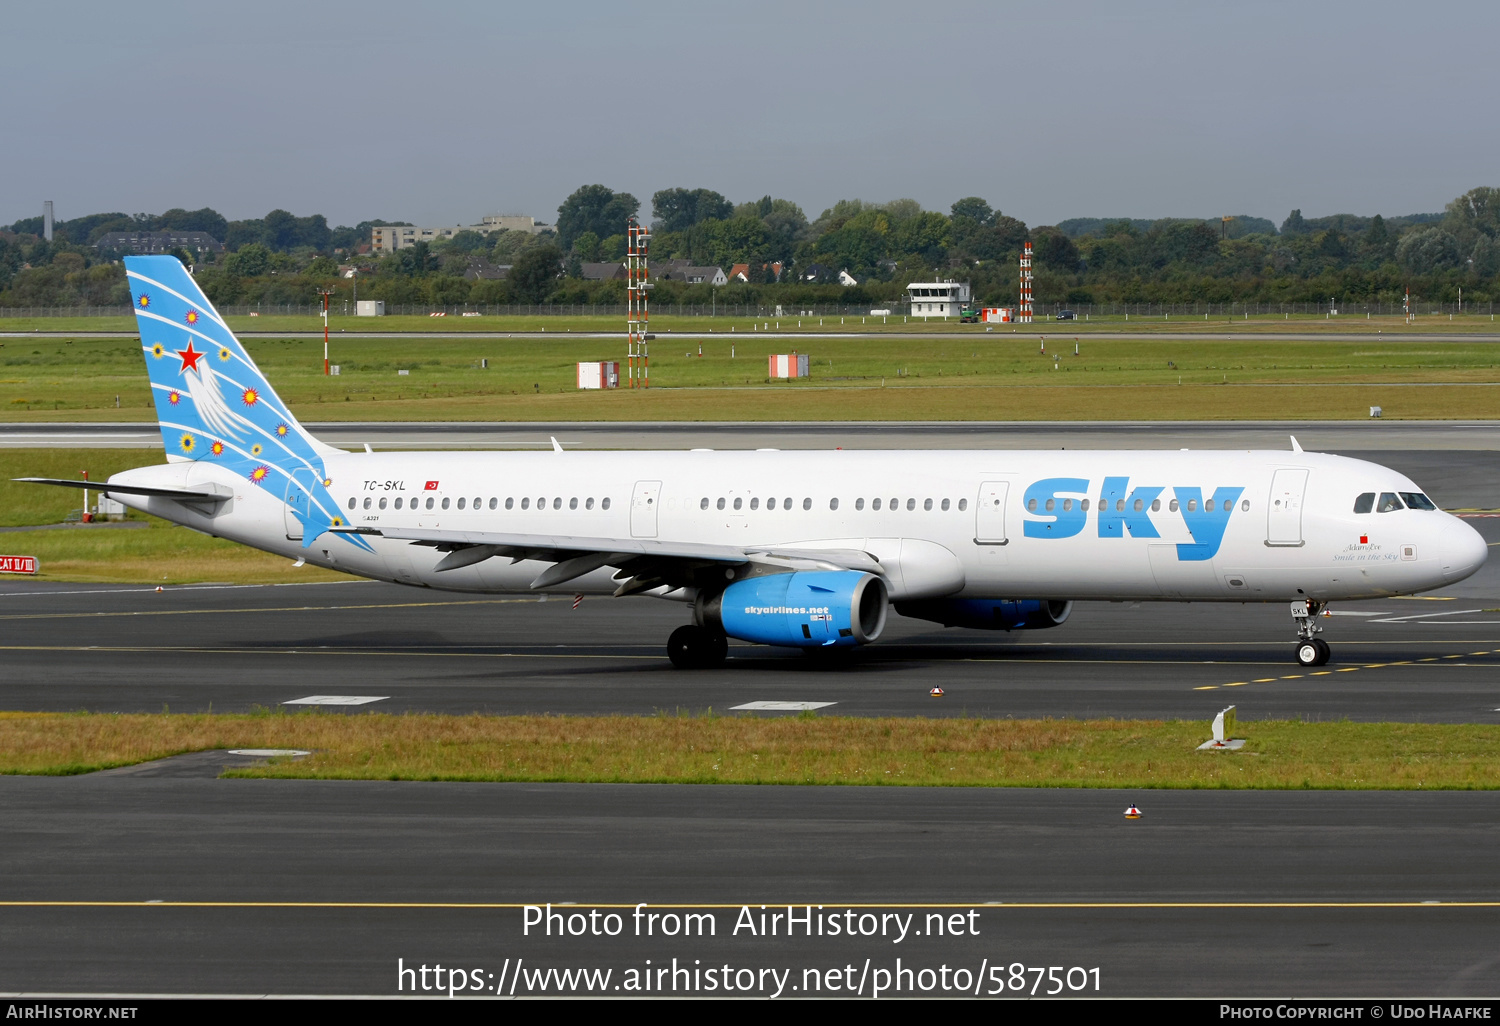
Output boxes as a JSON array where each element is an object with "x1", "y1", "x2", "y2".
[
  {"x1": 248, "y1": 465, "x2": 270, "y2": 486},
  {"x1": 180, "y1": 433, "x2": 195, "y2": 453},
  {"x1": 185, "y1": 310, "x2": 199, "y2": 326},
  {"x1": 210, "y1": 440, "x2": 224, "y2": 457},
  {"x1": 242, "y1": 387, "x2": 259, "y2": 407}
]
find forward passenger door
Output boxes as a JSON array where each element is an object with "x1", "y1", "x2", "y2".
[{"x1": 630, "y1": 480, "x2": 661, "y2": 538}]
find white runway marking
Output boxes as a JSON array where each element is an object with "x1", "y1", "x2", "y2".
[
  {"x1": 282, "y1": 695, "x2": 388, "y2": 706},
  {"x1": 1372, "y1": 609, "x2": 1482, "y2": 623},
  {"x1": 730, "y1": 701, "x2": 837, "y2": 711}
]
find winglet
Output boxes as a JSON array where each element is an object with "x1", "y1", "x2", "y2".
[
  {"x1": 551, "y1": 436, "x2": 564, "y2": 453},
  {"x1": 1290, "y1": 435, "x2": 1303, "y2": 453}
]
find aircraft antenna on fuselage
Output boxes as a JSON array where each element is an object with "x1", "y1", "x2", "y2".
[{"x1": 1290, "y1": 435, "x2": 1303, "y2": 453}]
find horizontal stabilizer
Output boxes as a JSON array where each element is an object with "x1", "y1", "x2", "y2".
[{"x1": 13, "y1": 477, "x2": 231, "y2": 502}]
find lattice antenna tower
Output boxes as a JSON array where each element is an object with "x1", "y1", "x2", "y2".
[
  {"x1": 1018, "y1": 241, "x2": 1034, "y2": 323},
  {"x1": 627, "y1": 218, "x2": 651, "y2": 388}
]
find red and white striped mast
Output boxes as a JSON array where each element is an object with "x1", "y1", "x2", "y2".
[
  {"x1": 626, "y1": 218, "x2": 651, "y2": 388},
  {"x1": 1018, "y1": 241, "x2": 1034, "y2": 323}
]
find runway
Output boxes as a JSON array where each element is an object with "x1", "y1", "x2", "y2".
[
  {"x1": 4, "y1": 780, "x2": 1500, "y2": 996},
  {"x1": 0, "y1": 511, "x2": 1495, "y2": 722},
  {"x1": 7, "y1": 328, "x2": 1500, "y2": 343},
  {"x1": 4, "y1": 418, "x2": 1500, "y2": 451}
]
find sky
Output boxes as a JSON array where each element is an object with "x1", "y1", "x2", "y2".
[{"x1": 4, "y1": 0, "x2": 1497, "y2": 231}]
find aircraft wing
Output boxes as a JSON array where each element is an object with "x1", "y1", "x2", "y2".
[
  {"x1": 334, "y1": 526, "x2": 883, "y2": 594},
  {"x1": 14, "y1": 477, "x2": 232, "y2": 502}
]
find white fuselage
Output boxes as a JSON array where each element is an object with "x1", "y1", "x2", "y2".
[{"x1": 111, "y1": 447, "x2": 1487, "y2": 606}]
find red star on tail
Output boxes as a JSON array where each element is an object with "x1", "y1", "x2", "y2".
[{"x1": 176, "y1": 341, "x2": 204, "y2": 373}]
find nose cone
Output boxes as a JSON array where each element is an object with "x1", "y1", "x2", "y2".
[{"x1": 1441, "y1": 517, "x2": 1489, "y2": 582}]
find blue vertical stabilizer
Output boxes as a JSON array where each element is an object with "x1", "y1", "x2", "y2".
[{"x1": 124, "y1": 255, "x2": 360, "y2": 548}]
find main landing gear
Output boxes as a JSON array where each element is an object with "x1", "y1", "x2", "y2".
[
  {"x1": 1291, "y1": 599, "x2": 1331, "y2": 667},
  {"x1": 667, "y1": 624, "x2": 728, "y2": 669}
]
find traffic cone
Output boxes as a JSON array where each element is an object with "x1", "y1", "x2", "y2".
[
  {"x1": 929, "y1": 687, "x2": 945, "y2": 697},
  {"x1": 154, "y1": 586, "x2": 164, "y2": 593},
  {"x1": 1124, "y1": 804, "x2": 1142, "y2": 819}
]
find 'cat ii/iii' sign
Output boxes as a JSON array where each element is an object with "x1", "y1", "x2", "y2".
[{"x1": 0, "y1": 555, "x2": 37, "y2": 575}]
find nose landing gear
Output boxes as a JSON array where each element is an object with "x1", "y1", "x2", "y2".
[{"x1": 1291, "y1": 600, "x2": 1331, "y2": 666}]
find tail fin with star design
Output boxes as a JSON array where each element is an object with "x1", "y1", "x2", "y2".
[
  {"x1": 124, "y1": 256, "x2": 357, "y2": 548},
  {"x1": 125, "y1": 254, "x2": 338, "y2": 470}
]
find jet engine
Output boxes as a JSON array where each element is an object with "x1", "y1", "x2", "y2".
[
  {"x1": 699, "y1": 570, "x2": 888, "y2": 648},
  {"x1": 895, "y1": 598, "x2": 1073, "y2": 631}
]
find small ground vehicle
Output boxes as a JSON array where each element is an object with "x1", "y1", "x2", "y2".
[
  {"x1": 959, "y1": 307, "x2": 980, "y2": 323},
  {"x1": 1057, "y1": 310, "x2": 1077, "y2": 321}
]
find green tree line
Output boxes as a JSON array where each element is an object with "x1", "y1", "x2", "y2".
[{"x1": 3, "y1": 187, "x2": 1497, "y2": 308}]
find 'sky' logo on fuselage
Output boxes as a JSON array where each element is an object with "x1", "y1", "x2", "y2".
[{"x1": 1022, "y1": 477, "x2": 1246, "y2": 561}]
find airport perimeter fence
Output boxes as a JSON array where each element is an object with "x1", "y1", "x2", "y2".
[{"x1": 1, "y1": 300, "x2": 1496, "y2": 319}]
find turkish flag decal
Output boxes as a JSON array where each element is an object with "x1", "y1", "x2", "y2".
[{"x1": 424, "y1": 481, "x2": 439, "y2": 490}]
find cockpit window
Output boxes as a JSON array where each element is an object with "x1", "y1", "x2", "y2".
[
  {"x1": 1399, "y1": 492, "x2": 1438, "y2": 511},
  {"x1": 1376, "y1": 492, "x2": 1404, "y2": 513},
  {"x1": 1353, "y1": 492, "x2": 1375, "y2": 514}
]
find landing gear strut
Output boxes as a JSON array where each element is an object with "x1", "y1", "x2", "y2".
[
  {"x1": 1291, "y1": 600, "x2": 1331, "y2": 667},
  {"x1": 667, "y1": 624, "x2": 728, "y2": 669}
]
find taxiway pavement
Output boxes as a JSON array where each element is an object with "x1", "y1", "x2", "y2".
[
  {"x1": 0, "y1": 510, "x2": 1495, "y2": 722},
  {"x1": 3, "y1": 780, "x2": 1500, "y2": 996}
]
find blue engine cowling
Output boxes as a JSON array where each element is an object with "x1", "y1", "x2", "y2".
[
  {"x1": 706, "y1": 571, "x2": 889, "y2": 648},
  {"x1": 895, "y1": 598, "x2": 1073, "y2": 631}
]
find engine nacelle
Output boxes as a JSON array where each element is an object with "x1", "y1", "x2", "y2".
[
  {"x1": 702, "y1": 571, "x2": 888, "y2": 648},
  {"x1": 895, "y1": 598, "x2": 1073, "y2": 631}
]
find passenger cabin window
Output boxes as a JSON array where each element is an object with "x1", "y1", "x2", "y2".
[
  {"x1": 717, "y1": 497, "x2": 725, "y2": 510},
  {"x1": 379, "y1": 497, "x2": 387, "y2": 510},
  {"x1": 553, "y1": 497, "x2": 562, "y2": 510},
  {"x1": 363, "y1": 497, "x2": 372, "y2": 510},
  {"x1": 347, "y1": 497, "x2": 356, "y2": 510},
  {"x1": 873, "y1": 498, "x2": 883, "y2": 510},
  {"x1": 1353, "y1": 492, "x2": 1375, "y2": 514},
  {"x1": 856, "y1": 498, "x2": 865, "y2": 510},
  {"x1": 521, "y1": 497, "x2": 530, "y2": 510},
  {"x1": 457, "y1": 498, "x2": 465, "y2": 510},
  {"x1": 425, "y1": 497, "x2": 435, "y2": 510},
  {"x1": 1400, "y1": 492, "x2": 1437, "y2": 511},
  {"x1": 569, "y1": 497, "x2": 578, "y2": 510},
  {"x1": 394, "y1": 497, "x2": 403, "y2": 509},
  {"x1": 941, "y1": 498, "x2": 949, "y2": 511},
  {"x1": 701, "y1": 497, "x2": 709, "y2": 510},
  {"x1": 958, "y1": 498, "x2": 967, "y2": 511},
  {"x1": 506, "y1": 498, "x2": 514, "y2": 510},
  {"x1": 601, "y1": 497, "x2": 611, "y2": 510},
  {"x1": 586, "y1": 497, "x2": 594, "y2": 509},
  {"x1": 441, "y1": 497, "x2": 450, "y2": 510},
  {"x1": 750, "y1": 497, "x2": 760, "y2": 510},
  {"x1": 829, "y1": 498, "x2": 839, "y2": 510},
  {"x1": 803, "y1": 497, "x2": 812, "y2": 510},
  {"x1": 1377, "y1": 492, "x2": 1403, "y2": 513}
]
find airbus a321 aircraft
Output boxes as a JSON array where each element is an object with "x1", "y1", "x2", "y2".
[{"x1": 23, "y1": 256, "x2": 1488, "y2": 669}]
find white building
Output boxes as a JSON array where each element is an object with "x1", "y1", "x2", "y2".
[
  {"x1": 906, "y1": 280, "x2": 972, "y2": 318},
  {"x1": 372, "y1": 215, "x2": 553, "y2": 255}
]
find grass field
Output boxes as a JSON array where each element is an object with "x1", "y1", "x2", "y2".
[
  {"x1": 3, "y1": 333, "x2": 1500, "y2": 422},
  {"x1": 3, "y1": 711, "x2": 1498, "y2": 789},
  {"x1": 3, "y1": 311, "x2": 1500, "y2": 335}
]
